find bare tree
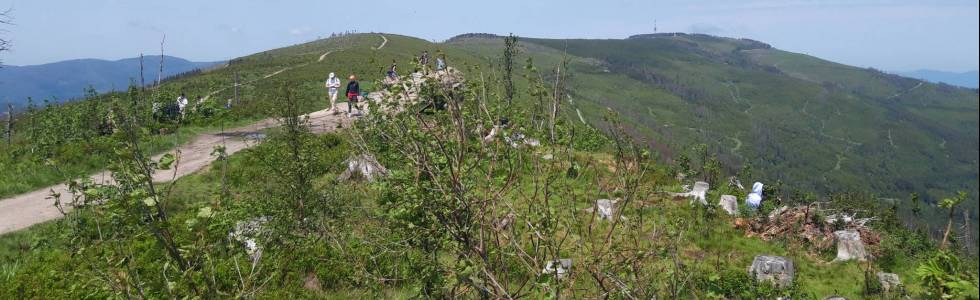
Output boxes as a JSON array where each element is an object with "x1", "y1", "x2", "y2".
[{"x1": 0, "y1": 9, "x2": 11, "y2": 66}]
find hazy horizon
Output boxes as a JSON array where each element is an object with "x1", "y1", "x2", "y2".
[{"x1": 1, "y1": 0, "x2": 977, "y2": 73}]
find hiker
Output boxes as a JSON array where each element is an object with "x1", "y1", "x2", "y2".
[
  {"x1": 746, "y1": 182, "x2": 764, "y2": 208},
  {"x1": 325, "y1": 72, "x2": 342, "y2": 113},
  {"x1": 436, "y1": 56, "x2": 446, "y2": 71},
  {"x1": 419, "y1": 51, "x2": 430, "y2": 73},
  {"x1": 176, "y1": 93, "x2": 189, "y2": 117},
  {"x1": 386, "y1": 60, "x2": 398, "y2": 79},
  {"x1": 345, "y1": 75, "x2": 360, "y2": 116},
  {"x1": 419, "y1": 50, "x2": 429, "y2": 66}
]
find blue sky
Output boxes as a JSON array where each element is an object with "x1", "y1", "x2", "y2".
[{"x1": 0, "y1": 0, "x2": 977, "y2": 72}]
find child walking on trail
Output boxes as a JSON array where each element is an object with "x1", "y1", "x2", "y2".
[
  {"x1": 345, "y1": 75, "x2": 360, "y2": 117},
  {"x1": 325, "y1": 72, "x2": 342, "y2": 114}
]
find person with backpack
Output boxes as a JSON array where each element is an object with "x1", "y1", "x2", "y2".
[
  {"x1": 386, "y1": 60, "x2": 398, "y2": 80},
  {"x1": 325, "y1": 72, "x2": 342, "y2": 114},
  {"x1": 345, "y1": 75, "x2": 360, "y2": 117}
]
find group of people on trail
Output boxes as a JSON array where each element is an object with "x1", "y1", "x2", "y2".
[
  {"x1": 325, "y1": 72, "x2": 361, "y2": 116},
  {"x1": 324, "y1": 50, "x2": 449, "y2": 117}
]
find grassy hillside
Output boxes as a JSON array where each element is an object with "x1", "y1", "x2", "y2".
[
  {"x1": 1, "y1": 33, "x2": 977, "y2": 299},
  {"x1": 448, "y1": 33, "x2": 979, "y2": 243}
]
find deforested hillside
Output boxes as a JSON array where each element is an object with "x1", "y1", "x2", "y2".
[
  {"x1": 1, "y1": 33, "x2": 977, "y2": 299},
  {"x1": 448, "y1": 33, "x2": 980, "y2": 243}
]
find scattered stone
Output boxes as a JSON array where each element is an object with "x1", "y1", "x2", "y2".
[
  {"x1": 303, "y1": 272, "x2": 322, "y2": 292},
  {"x1": 748, "y1": 255, "x2": 795, "y2": 288},
  {"x1": 596, "y1": 199, "x2": 617, "y2": 220},
  {"x1": 823, "y1": 296, "x2": 847, "y2": 300},
  {"x1": 338, "y1": 154, "x2": 388, "y2": 182},
  {"x1": 495, "y1": 212, "x2": 515, "y2": 231},
  {"x1": 690, "y1": 181, "x2": 709, "y2": 205},
  {"x1": 675, "y1": 172, "x2": 687, "y2": 181},
  {"x1": 541, "y1": 153, "x2": 554, "y2": 160},
  {"x1": 833, "y1": 230, "x2": 867, "y2": 262},
  {"x1": 668, "y1": 182, "x2": 709, "y2": 205},
  {"x1": 228, "y1": 216, "x2": 270, "y2": 263},
  {"x1": 876, "y1": 272, "x2": 902, "y2": 292},
  {"x1": 542, "y1": 258, "x2": 573, "y2": 279},
  {"x1": 718, "y1": 195, "x2": 738, "y2": 215},
  {"x1": 729, "y1": 176, "x2": 745, "y2": 190},
  {"x1": 768, "y1": 205, "x2": 789, "y2": 221}
]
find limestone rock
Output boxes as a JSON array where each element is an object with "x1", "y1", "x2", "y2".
[
  {"x1": 876, "y1": 272, "x2": 902, "y2": 292},
  {"x1": 338, "y1": 154, "x2": 388, "y2": 182},
  {"x1": 495, "y1": 212, "x2": 515, "y2": 231},
  {"x1": 690, "y1": 181, "x2": 709, "y2": 205},
  {"x1": 748, "y1": 255, "x2": 795, "y2": 288},
  {"x1": 833, "y1": 230, "x2": 867, "y2": 262},
  {"x1": 668, "y1": 181, "x2": 709, "y2": 205},
  {"x1": 596, "y1": 199, "x2": 617, "y2": 220},
  {"x1": 718, "y1": 195, "x2": 738, "y2": 215},
  {"x1": 542, "y1": 258, "x2": 573, "y2": 279},
  {"x1": 768, "y1": 205, "x2": 789, "y2": 222},
  {"x1": 228, "y1": 216, "x2": 270, "y2": 263}
]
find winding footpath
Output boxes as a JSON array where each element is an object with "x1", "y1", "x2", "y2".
[{"x1": 0, "y1": 40, "x2": 382, "y2": 235}]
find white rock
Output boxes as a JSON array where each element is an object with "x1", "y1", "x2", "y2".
[
  {"x1": 338, "y1": 154, "x2": 388, "y2": 182},
  {"x1": 833, "y1": 230, "x2": 867, "y2": 262},
  {"x1": 718, "y1": 195, "x2": 738, "y2": 215},
  {"x1": 542, "y1": 258, "x2": 573, "y2": 279},
  {"x1": 876, "y1": 272, "x2": 902, "y2": 292},
  {"x1": 596, "y1": 199, "x2": 616, "y2": 220},
  {"x1": 689, "y1": 181, "x2": 709, "y2": 205},
  {"x1": 748, "y1": 255, "x2": 795, "y2": 288}
]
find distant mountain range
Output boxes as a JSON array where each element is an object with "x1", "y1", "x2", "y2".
[
  {"x1": 895, "y1": 69, "x2": 979, "y2": 89},
  {"x1": 0, "y1": 55, "x2": 221, "y2": 108}
]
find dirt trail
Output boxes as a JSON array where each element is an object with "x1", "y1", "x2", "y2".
[
  {"x1": 888, "y1": 81, "x2": 924, "y2": 99},
  {"x1": 0, "y1": 109, "x2": 351, "y2": 235},
  {"x1": 318, "y1": 51, "x2": 333, "y2": 62},
  {"x1": 375, "y1": 35, "x2": 388, "y2": 50},
  {"x1": 0, "y1": 43, "x2": 366, "y2": 235}
]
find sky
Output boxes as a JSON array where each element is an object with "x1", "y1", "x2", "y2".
[{"x1": 0, "y1": 0, "x2": 977, "y2": 72}]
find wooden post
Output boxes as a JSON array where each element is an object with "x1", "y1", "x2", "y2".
[{"x1": 234, "y1": 71, "x2": 240, "y2": 106}]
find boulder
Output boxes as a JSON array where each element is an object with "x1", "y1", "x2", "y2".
[
  {"x1": 718, "y1": 195, "x2": 738, "y2": 215},
  {"x1": 597, "y1": 199, "x2": 616, "y2": 220},
  {"x1": 833, "y1": 230, "x2": 867, "y2": 262},
  {"x1": 667, "y1": 182, "x2": 709, "y2": 205},
  {"x1": 876, "y1": 272, "x2": 902, "y2": 292},
  {"x1": 823, "y1": 296, "x2": 847, "y2": 300},
  {"x1": 338, "y1": 154, "x2": 388, "y2": 182},
  {"x1": 690, "y1": 181, "x2": 709, "y2": 205},
  {"x1": 748, "y1": 255, "x2": 795, "y2": 288},
  {"x1": 542, "y1": 258, "x2": 573, "y2": 279}
]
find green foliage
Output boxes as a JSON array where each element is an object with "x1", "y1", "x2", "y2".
[
  {"x1": 2, "y1": 33, "x2": 978, "y2": 299},
  {"x1": 915, "y1": 251, "x2": 980, "y2": 299}
]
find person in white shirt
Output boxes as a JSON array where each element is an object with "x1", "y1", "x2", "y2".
[
  {"x1": 325, "y1": 72, "x2": 342, "y2": 114},
  {"x1": 746, "y1": 182, "x2": 764, "y2": 208},
  {"x1": 176, "y1": 93, "x2": 189, "y2": 117}
]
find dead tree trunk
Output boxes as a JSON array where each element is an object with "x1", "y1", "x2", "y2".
[{"x1": 5, "y1": 103, "x2": 11, "y2": 145}]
